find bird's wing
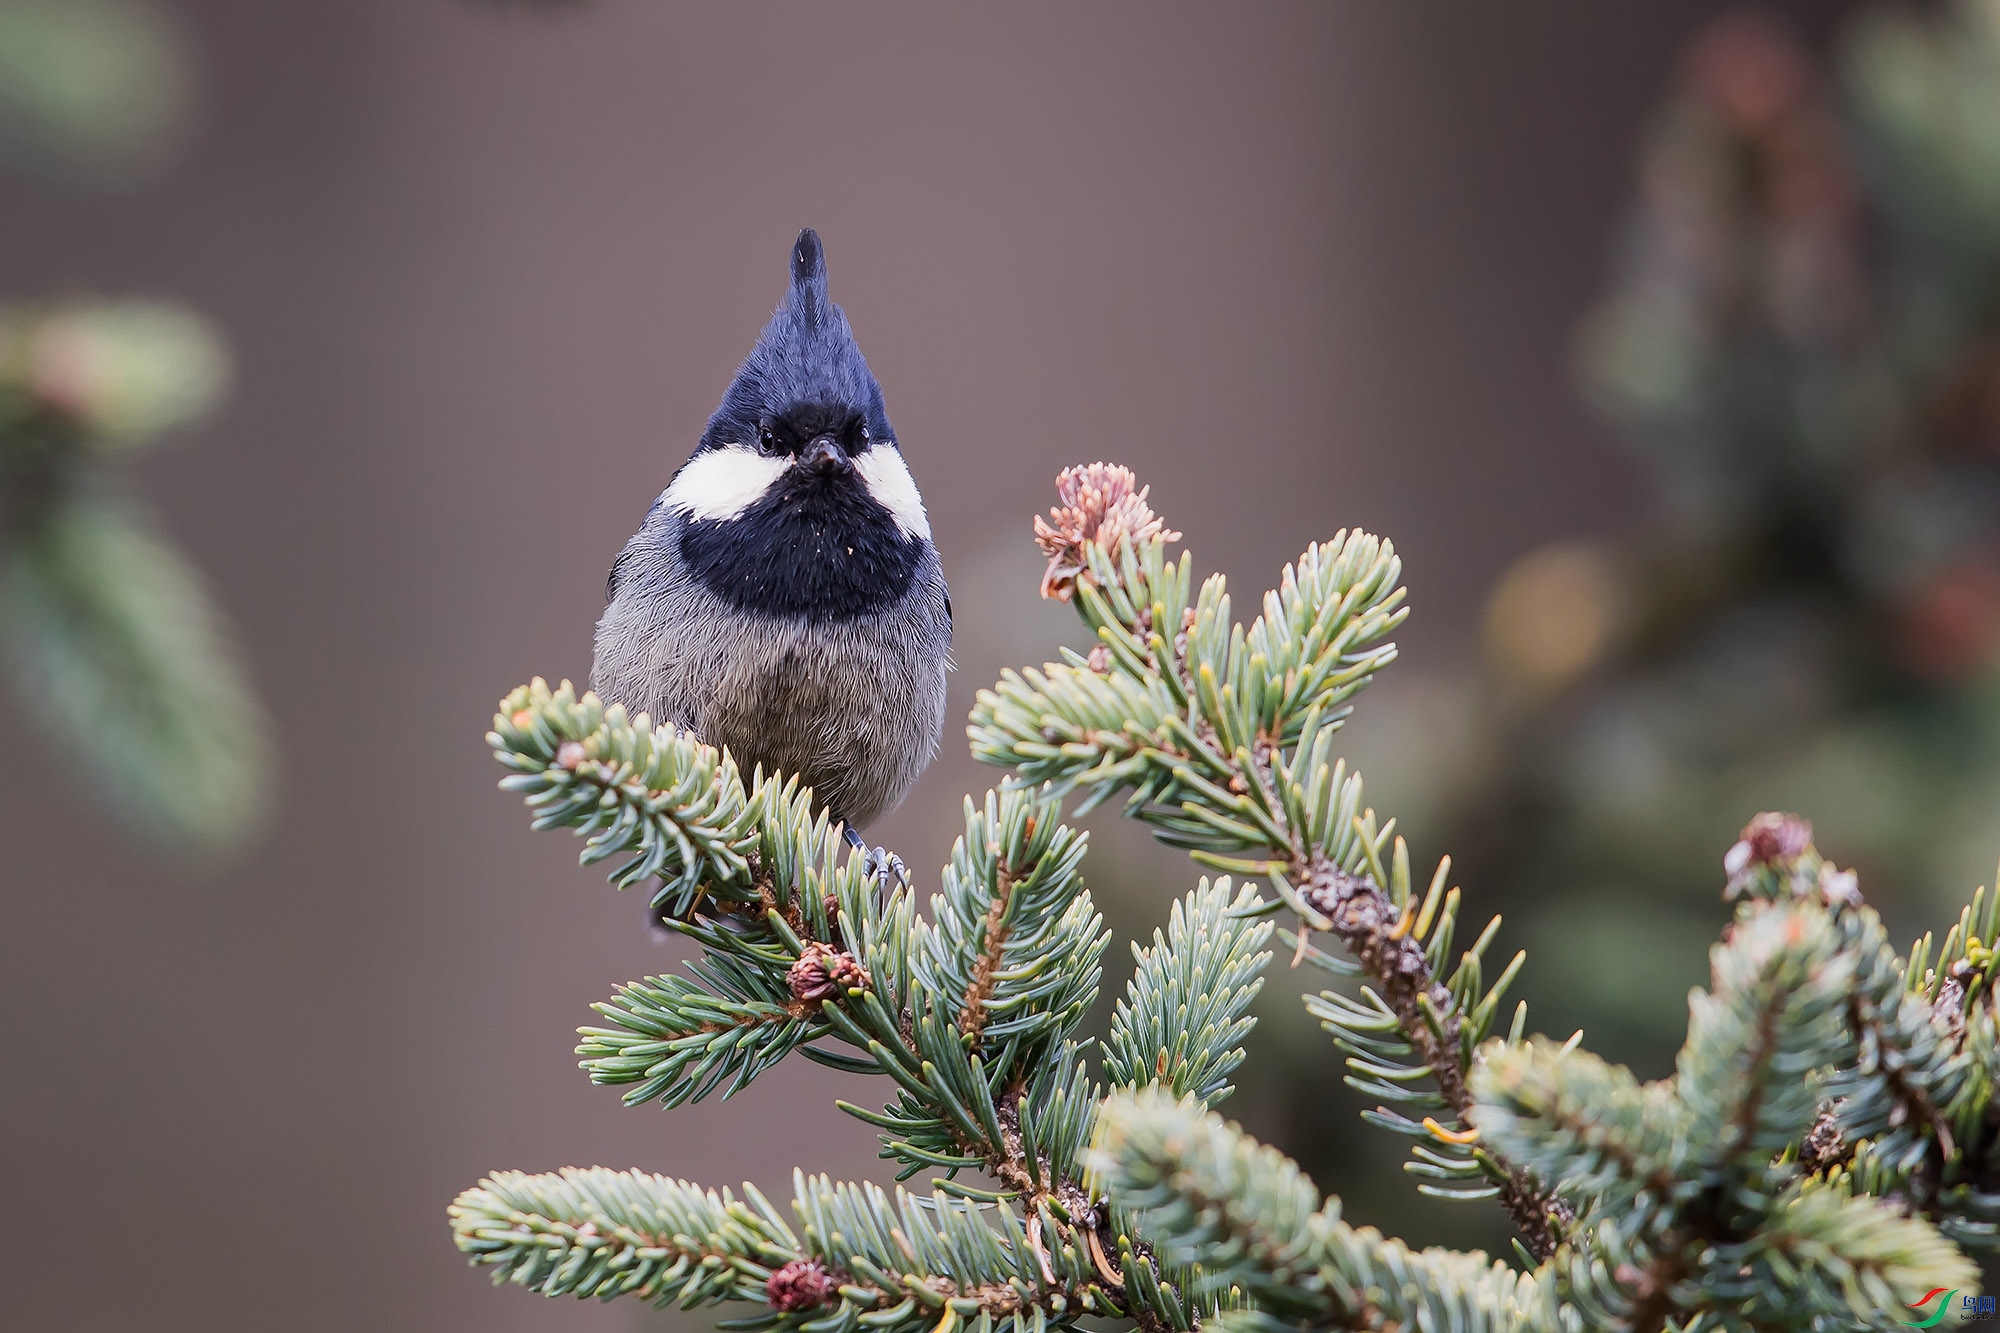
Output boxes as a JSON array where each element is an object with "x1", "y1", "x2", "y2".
[
  {"x1": 606, "y1": 493, "x2": 671, "y2": 603},
  {"x1": 605, "y1": 547, "x2": 633, "y2": 603}
]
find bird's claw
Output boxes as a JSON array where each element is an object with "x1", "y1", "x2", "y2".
[
  {"x1": 861, "y1": 844, "x2": 909, "y2": 889},
  {"x1": 842, "y1": 824, "x2": 908, "y2": 889}
]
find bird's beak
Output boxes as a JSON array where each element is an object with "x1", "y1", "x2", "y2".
[{"x1": 800, "y1": 436, "x2": 846, "y2": 473}]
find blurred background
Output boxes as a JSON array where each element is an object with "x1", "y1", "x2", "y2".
[{"x1": 7, "y1": 1, "x2": 2000, "y2": 1328}]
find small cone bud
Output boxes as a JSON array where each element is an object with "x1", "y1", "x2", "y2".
[
  {"x1": 1726, "y1": 811, "x2": 1812, "y2": 874},
  {"x1": 766, "y1": 1259, "x2": 835, "y2": 1311},
  {"x1": 788, "y1": 943, "x2": 869, "y2": 1002}
]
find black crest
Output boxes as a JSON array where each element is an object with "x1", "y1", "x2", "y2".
[{"x1": 699, "y1": 229, "x2": 892, "y2": 453}]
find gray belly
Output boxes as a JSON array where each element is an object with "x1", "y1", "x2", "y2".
[{"x1": 591, "y1": 540, "x2": 950, "y2": 830}]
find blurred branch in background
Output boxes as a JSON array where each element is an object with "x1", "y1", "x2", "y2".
[
  {"x1": 0, "y1": 0, "x2": 192, "y2": 184},
  {"x1": 0, "y1": 0, "x2": 268, "y2": 850},
  {"x1": 1336, "y1": 0, "x2": 2000, "y2": 1080}
]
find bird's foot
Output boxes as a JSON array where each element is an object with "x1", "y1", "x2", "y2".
[
  {"x1": 861, "y1": 844, "x2": 909, "y2": 890},
  {"x1": 843, "y1": 824, "x2": 908, "y2": 889}
]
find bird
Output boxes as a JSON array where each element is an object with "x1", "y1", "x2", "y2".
[{"x1": 592, "y1": 228, "x2": 951, "y2": 889}]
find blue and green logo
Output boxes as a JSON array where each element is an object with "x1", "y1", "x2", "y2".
[{"x1": 1904, "y1": 1288, "x2": 1957, "y2": 1327}]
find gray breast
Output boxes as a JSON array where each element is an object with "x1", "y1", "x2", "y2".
[{"x1": 591, "y1": 507, "x2": 951, "y2": 830}]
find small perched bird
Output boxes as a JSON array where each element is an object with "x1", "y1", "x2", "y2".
[{"x1": 592, "y1": 229, "x2": 951, "y2": 882}]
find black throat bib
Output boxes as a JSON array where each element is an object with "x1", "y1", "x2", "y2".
[{"x1": 678, "y1": 467, "x2": 923, "y2": 619}]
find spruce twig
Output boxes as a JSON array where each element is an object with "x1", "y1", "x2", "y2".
[
  {"x1": 1296, "y1": 862, "x2": 1569, "y2": 1257},
  {"x1": 487, "y1": 686, "x2": 1179, "y2": 1326},
  {"x1": 976, "y1": 463, "x2": 1566, "y2": 1259}
]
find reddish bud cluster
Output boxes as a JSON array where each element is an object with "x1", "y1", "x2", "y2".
[
  {"x1": 786, "y1": 943, "x2": 869, "y2": 1002},
  {"x1": 765, "y1": 1259, "x2": 835, "y2": 1311},
  {"x1": 1033, "y1": 463, "x2": 1180, "y2": 601},
  {"x1": 1724, "y1": 811, "x2": 1813, "y2": 876}
]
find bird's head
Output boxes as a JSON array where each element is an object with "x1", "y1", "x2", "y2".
[{"x1": 663, "y1": 229, "x2": 927, "y2": 544}]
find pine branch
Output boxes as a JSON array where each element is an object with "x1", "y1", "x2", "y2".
[
  {"x1": 1104, "y1": 878, "x2": 1273, "y2": 1104},
  {"x1": 577, "y1": 958, "x2": 832, "y2": 1110},
  {"x1": 961, "y1": 884, "x2": 1011, "y2": 1042},
  {"x1": 1679, "y1": 905, "x2": 1851, "y2": 1188},
  {"x1": 789, "y1": 1172, "x2": 1109, "y2": 1326},
  {"x1": 972, "y1": 474, "x2": 1564, "y2": 1258},
  {"x1": 1725, "y1": 818, "x2": 1999, "y2": 1240},
  {"x1": 488, "y1": 698, "x2": 1188, "y2": 1328},
  {"x1": 0, "y1": 301, "x2": 229, "y2": 452},
  {"x1": 1533, "y1": 1171, "x2": 1978, "y2": 1333},
  {"x1": 1753, "y1": 1179, "x2": 1978, "y2": 1328},
  {"x1": 1824, "y1": 904, "x2": 1967, "y2": 1180},
  {"x1": 1288, "y1": 844, "x2": 1552, "y2": 1240},
  {"x1": 1590, "y1": 904, "x2": 1851, "y2": 1332},
  {"x1": 1090, "y1": 1090, "x2": 1541, "y2": 1332},
  {"x1": 0, "y1": 300, "x2": 261, "y2": 846},
  {"x1": 490, "y1": 678, "x2": 762, "y2": 908},
  {"x1": 921, "y1": 786, "x2": 1106, "y2": 1073},
  {"x1": 1843, "y1": 1136, "x2": 2000, "y2": 1258},
  {"x1": 496, "y1": 680, "x2": 920, "y2": 1118},
  {"x1": 1470, "y1": 1039, "x2": 1687, "y2": 1219},
  {"x1": 457, "y1": 462, "x2": 2000, "y2": 1333},
  {"x1": 1089, "y1": 1089, "x2": 1325, "y2": 1312},
  {"x1": 450, "y1": 1166, "x2": 1133, "y2": 1331},
  {"x1": 449, "y1": 1167, "x2": 795, "y2": 1308},
  {"x1": 1472, "y1": 829, "x2": 1985, "y2": 1333}
]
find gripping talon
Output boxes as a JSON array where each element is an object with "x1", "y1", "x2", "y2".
[
  {"x1": 862, "y1": 845, "x2": 909, "y2": 889},
  {"x1": 882, "y1": 848, "x2": 910, "y2": 889},
  {"x1": 842, "y1": 824, "x2": 908, "y2": 889}
]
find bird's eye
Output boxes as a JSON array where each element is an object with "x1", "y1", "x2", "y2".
[
  {"x1": 859, "y1": 426, "x2": 871, "y2": 447},
  {"x1": 758, "y1": 427, "x2": 778, "y2": 456}
]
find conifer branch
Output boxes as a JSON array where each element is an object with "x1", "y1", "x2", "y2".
[
  {"x1": 972, "y1": 467, "x2": 1565, "y2": 1258},
  {"x1": 489, "y1": 693, "x2": 1183, "y2": 1327},
  {"x1": 4, "y1": 500, "x2": 268, "y2": 845},
  {"x1": 449, "y1": 1167, "x2": 796, "y2": 1308},
  {"x1": 456, "y1": 459, "x2": 2000, "y2": 1333},
  {"x1": 1293, "y1": 862, "x2": 1563, "y2": 1251},
  {"x1": 1723, "y1": 817, "x2": 2000, "y2": 1245},
  {"x1": 1091, "y1": 1089, "x2": 1539, "y2": 1331},
  {"x1": 1090, "y1": 1090, "x2": 1325, "y2": 1310},
  {"x1": 921, "y1": 788, "x2": 1105, "y2": 1073},
  {"x1": 1472, "y1": 834, "x2": 1982, "y2": 1332},
  {"x1": 490, "y1": 679, "x2": 762, "y2": 908},
  {"x1": 450, "y1": 1166, "x2": 1123, "y2": 1329},
  {"x1": 960, "y1": 875, "x2": 1012, "y2": 1043},
  {"x1": 1471, "y1": 1039, "x2": 1685, "y2": 1215},
  {"x1": 577, "y1": 962, "x2": 830, "y2": 1110},
  {"x1": 1104, "y1": 879, "x2": 1273, "y2": 1104}
]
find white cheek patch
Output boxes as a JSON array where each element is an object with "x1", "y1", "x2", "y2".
[
  {"x1": 853, "y1": 445, "x2": 932, "y2": 541},
  {"x1": 662, "y1": 445, "x2": 789, "y2": 521}
]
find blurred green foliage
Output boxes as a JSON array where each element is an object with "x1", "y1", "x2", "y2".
[
  {"x1": 0, "y1": 301, "x2": 268, "y2": 847},
  {"x1": 0, "y1": 3, "x2": 268, "y2": 849},
  {"x1": 1335, "y1": 0, "x2": 2000, "y2": 1074},
  {"x1": 0, "y1": 0, "x2": 193, "y2": 183}
]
